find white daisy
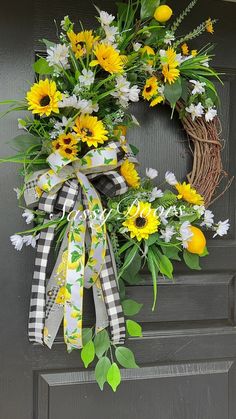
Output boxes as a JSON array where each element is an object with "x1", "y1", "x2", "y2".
[
  {"x1": 146, "y1": 168, "x2": 158, "y2": 179},
  {"x1": 47, "y1": 44, "x2": 70, "y2": 69},
  {"x1": 10, "y1": 234, "x2": 24, "y2": 251},
  {"x1": 205, "y1": 106, "x2": 217, "y2": 122},
  {"x1": 185, "y1": 102, "x2": 204, "y2": 121},
  {"x1": 149, "y1": 187, "x2": 163, "y2": 202},
  {"x1": 77, "y1": 98, "x2": 99, "y2": 114},
  {"x1": 99, "y1": 10, "x2": 115, "y2": 26},
  {"x1": 201, "y1": 209, "x2": 214, "y2": 227},
  {"x1": 165, "y1": 171, "x2": 177, "y2": 185},
  {"x1": 160, "y1": 225, "x2": 175, "y2": 242},
  {"x1": 58, "y1": 94, "x2": 79, "y2": 109},
  {"x1": 22, "y1": 209, "x2": 34, "y2": 225},
  {"x1": 213, "y1": 219, "x2": 230, "y2": 238},
  {"x1": 104, "y1": 25, "x2": 119, "y2": 44},
  {"x1": 177, "y1": 221, "x2": 193, "y2": 248},
  {"x1": 193, "y1": 205, "x2": 205, "y2": 216},
  {"x1": 190, "y1": 80, "x2": 206, "y2": 95},
  {"x1": 23, "y1": 234, "x2": 39, "y2": 248},
  {"x1": 78, "y1": 69, "x2": 95, "y2": 87}
]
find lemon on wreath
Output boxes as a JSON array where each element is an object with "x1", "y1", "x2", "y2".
[
  {"x1": 154, "y1": 5, "x2": 173, "y2": 23},
  {"x1": 187, "y1": 226, "x2": 206, "y2": 255}
]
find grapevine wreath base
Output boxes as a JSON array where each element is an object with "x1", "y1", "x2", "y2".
[{"x1": 0, "y1": 0, "x2": 231, "y2": 391}]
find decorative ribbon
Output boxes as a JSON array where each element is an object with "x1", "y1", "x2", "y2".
[{"x1": 26, "y1": 141, "x2": 136, "y2": 350}]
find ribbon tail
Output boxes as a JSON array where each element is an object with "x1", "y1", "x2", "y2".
[
  {"x1": 28, "y1": 220, "x2": 56, "y2": 344},
  {"x1": 43, "y1": 226, "x2": 70, "y2": 348},
  {"x1": 99, "y1": 235, "x2": 126, "y2": 345}
]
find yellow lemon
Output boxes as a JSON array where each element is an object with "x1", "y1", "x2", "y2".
[
  {"x1": 154, "y1": 5, "x2": 173, "y2": 23},
  {"x1": 187, "y1": 226, "x2": 206, "y2": 255},
  {"x1": 71, "y1": 310, "x2": 80, "y2": 318},
  {"x1": 67, "y1": 260, "x2": 80, "y2": 270},
  {"x1": 77, "y1": 320, "x2": 82, "y2": 329}
]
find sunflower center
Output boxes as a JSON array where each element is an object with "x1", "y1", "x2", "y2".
[
  {"x1": 64, "y1": 147, "x2": 73, "y2": 154},
  {"x1": 145, "y1": 86, "x2": 152, "y2": 93},
  {"x1": 63, "y1": 138, "x2": 72, "y2": 145},
  {"x1": 76, "y1": 41, "x2": 85, "y2": 49},
  {"x1": 135, "y1": 216, "x2": 147, "y2": 228},
  {"x1": 55, "y1": 143, "x2": 60, "y2": 150},
  {"x1": 40, "y1": 95, "x2": 51, "y2": 107},
  {"x1": 81, "y1": 128, "x2": 93, "y2": 137}
]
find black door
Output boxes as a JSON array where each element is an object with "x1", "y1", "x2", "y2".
[{"x1": 1, "y1": 1, "x2": 236, "y2": 418}]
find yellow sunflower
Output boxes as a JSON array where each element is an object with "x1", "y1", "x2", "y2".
[
  {"x1": 90, "y1": 43, "x2": 123, "y2": 74},
  {"x1": 150, "y1": 95, "x2": 164, "y2": 107},
  {"x1": 120, "y1": 159, "x2": 140, "y2": 188},
  {"x1": 141, "y1": 45, "x2": 155, "y2": 65},
  {"x1": 67, "y1": 30, "x2": 96, "y2": 58},
  {"x1": 52, "y1": 139, "x2": 62, "y2": 152},
  {"x1": 181, "y1": 43, "x2": 189, "y2": 56},
  {"x1": 162, "y1": 65, "x2": 180, "y2": 84},
  {"x1": 123, "y1": 201, "x2": 160, "y2": 241},
  {"x1": 73, "y1": 114, "x2": 108, "y2": 147},
  {"x1": 205, "y1": 18, "x2": 214, "y2": 34},
  {"x1": 60, "y1": 145, "x2": 78, "y2": 160},
  {"x1": 58, "y1": 133, "x2": 78, "y2": 147},
  {"x1": 26, "y1": 79, "x2": 62, "y2": 117},
  {"x1": 175, "y1": 182, "x2": 204, "y2": 205},
  {"x1": 142, "y1": 76, "x2": 158, "y2": 100}
]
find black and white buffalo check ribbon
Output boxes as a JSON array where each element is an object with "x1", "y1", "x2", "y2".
[{"x1": 26, "y1": 147, "x2": 132, "y2": 346}]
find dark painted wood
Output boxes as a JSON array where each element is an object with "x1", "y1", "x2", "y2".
[{"x1": 0, "y1": 1, "x2": 236, "y2": 418}]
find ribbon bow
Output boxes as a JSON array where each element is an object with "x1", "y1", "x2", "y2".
[{"x1": 26, "y1": 142, "x2": 137, "y2": 351}]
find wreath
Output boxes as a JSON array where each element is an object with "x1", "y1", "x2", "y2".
[{"x1": 0, "y1": 0, "x2": 230, "y2": 391}]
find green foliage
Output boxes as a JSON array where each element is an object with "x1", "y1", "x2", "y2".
[
  {"x1": 94, "y1": 329, "x2": 110, "y2": 358},
  {"x1": 121, "y1": 251, "x2": 142, "y2": 283},
  {"x1": 95, "y1": 356, "x2": 111, "y2": 390},
  {"x1": 122, "y1": 299, "x2": 143, "y2": 316},
  {"x1": 118, "y1": 244, "x2": 139, "y2": 279},
  {"x1": 115, "y1": 346, "x2": 139, "y2": 368},
  {"x1": 140, "y1": 0, "x2": 160, "y2": 20},
  {"x1": 81, "y1": 340, "x2": 95, "y2": 368},
  {"x1": 107, "y1": 363, "x2": 121, "y2": 392},
  {"x1": 183, "y1": 249, "x2": 201, "y2": 270},
  {"x1": 82, "y1": 328, "x2": 93, "y2": 345},
  {"x1": 34, "y1": 57, "x2": 53, "y2": 75},
  {"x1": 147, "y1": 250, "x2": 158, "y2": 310},
  {"x1": 7, "y1": 134, "x2": 41, "y2": 152},
  {"x1": 170, "y1": 0, "x2": 199, "y2": 33},
  {"x1": 156, "y1": 191, "x2": 177, "y2": 208},
  {"x1": 162, "y1": 245, "x2": 181, "y2": 261},
  {"x1": 164, "y1": 78, "x2": 182, "y2": 108},
  {"x1": 126, "y1": 319, "x2": 142, "y2": 337}
]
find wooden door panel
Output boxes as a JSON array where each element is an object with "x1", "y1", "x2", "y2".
[{"x1": 36, "y1": 360, "x2": 233, "y2": 419}]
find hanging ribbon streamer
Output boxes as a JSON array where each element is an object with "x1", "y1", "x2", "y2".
[{"x1": 26, "y1": 141, "x2": 137, "y2": 349}]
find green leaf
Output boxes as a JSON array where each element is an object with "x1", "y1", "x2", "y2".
[
  {"x1": 140, "y1": 0, "x2": 160, "y2": 20},
  {"x1": 122, "y1": 299, "x2": 143, "y2": 316},
  {"x1": 81, "y1": 340, "x2": 95, "y2": 368},
  {"x1": 94, "y1": 329, "x2": 110, "y2": 359},
  {"x1": 158, "y1": 254, "x2": 173, "y2": 279},
  {"x1": 147, "y1": 251, "x2": 158, "y2": 311},
  {"x1": 121, "y1": 251, "x2": 142, "y2": 283},
  {"x1": 82, "y1": 328, "x2": 93, "y2": 345},
  {"x1": 95, "y1": 356, "x2": 111, "y2": 390},
  {"x1": 34, "y1": 57, "x2": 53, "y2": 75},
  {"x1": 115, "y1": 347, "x2": 139, "y2": 369},
  {"x1": 118, "y1": 278, "x2": 126, "y2": 299},
  {"x1": 7, "y1": 134, "x2": 41, "y2": 152},
  {"x1": 118, "y1": 245, "x2": 139, "y2": 279},
  {"x1": 200, "y1": 246, "x2": 209, "y2": 257},
  {"x1": 129, "y1": 144, "x2": 139, "y2": 156},
  {"x1": 107, "y1": 363, "x2": 121, "y2": 392},
  {"x1": 162, "y1": 246, "x2": 181, "y2": 261},
  {"x1": 41, "y1": 38, "x2": 55, "y2": 48},
  {"x1": 146, "y1": 232, "x2": 159, "y2": 246},
  {"x1": 164, "y1": 78, "x2": 182, "y2": 107},
  {"x1": 126, "y1": 320, "x2": 142, "y2": 337},
  {"x1": 183, "y1": 249, "x2": 201, "y2": 270},
  {"x1": 122, "y1": 273, "x2": 143, "y2": 285}
]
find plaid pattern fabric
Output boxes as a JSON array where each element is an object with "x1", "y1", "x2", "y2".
[
  {"x1": 55, "y1": 180, "x2": 79, "y2": 213},
  {"x1": 28, "y1": 220, "x2": 55, "y2": 343},
  {"x1": 99, "y1": 241, "x2": 126, "y2": 344},
  {"x1": 38, "y1": 191, "x2": 58, "y2": 213},
  {"x1": 92, "y1": 171, "x2": 128, "y2": 198}
]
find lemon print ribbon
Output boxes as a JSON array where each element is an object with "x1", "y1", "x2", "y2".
[{"x1": 38, "y1": 147, "x2": 117, "y2": 350}]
